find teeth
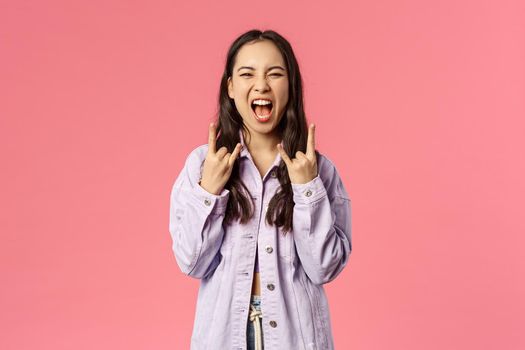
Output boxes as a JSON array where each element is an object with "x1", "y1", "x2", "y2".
[
  {"x1": 251, "y1": 99, "x2": 272, "y2": 120},
  {"x1": 252, "y1": 99, "x2": 272, "y2": 105}
]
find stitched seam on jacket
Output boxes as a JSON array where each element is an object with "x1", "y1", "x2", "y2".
[
  {"x1": 308, "y1": 197, "x2": 331, "y2": 348},
  {"x1": 300, "y1": 271, "x2": 318, "y2": 349},
  {"x1": 308, "y1": 199, "x2": 324, "y2": 285},
  {"x1": 185, "y1": 192, "x2": 211, "y2": 276},
  {"x1": 302, "y1": 202, "x2": 318, "y2": 348},
  {"x1": 289, "y1": 249, "x2": 308, "y2": 349},
  {"x1": 311, "y1": 284, "x2": 329, "y2": 349},
  {"x1": 202, "y1": 263, "x2": 225, "y2": 349}
]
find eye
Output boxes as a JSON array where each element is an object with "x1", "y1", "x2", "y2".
[{"x1": 240, "y1": 73, "x2": 284, "y2": 77}]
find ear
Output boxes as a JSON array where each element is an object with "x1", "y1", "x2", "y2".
[{"x1": 227, "y1": 77, "x2": 234, "y2": 99}]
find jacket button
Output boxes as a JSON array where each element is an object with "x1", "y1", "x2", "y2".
[
  {"x1": 270, "y1": 170, "x2": 277, "y2": 178},
  {"x1": 267, "y1": 283, "x2": 275, "y2": 291},
  {"x1": 269, "y1": 320, "x2": 277, "y2": 328},
  {"x1": 265, "y1": 245, "x2": 273, "y2": 253},
  {"x1": 305, "y1": 189, "x2": 312, "y2": 197},
  {"x1": 204, "y1": 198, "x2": 211, "y2": 206}
]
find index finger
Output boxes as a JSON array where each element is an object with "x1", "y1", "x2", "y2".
[
  {"x1": 208, "y1": 122, "x2": 217, "y2": 154},
  {"x1": 306, "y1": 123, "x2": 316, "y2": 158}
]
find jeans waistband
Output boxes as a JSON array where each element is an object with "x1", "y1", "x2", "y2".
[{"x1": 250, "y1": 294, "x2": 261, "y2": 307}]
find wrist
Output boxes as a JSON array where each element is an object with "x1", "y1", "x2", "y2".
[{"x1": 199, "y1": 179, "x2": 221, "y2": 196}]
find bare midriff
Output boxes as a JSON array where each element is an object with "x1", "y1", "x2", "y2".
[{"x1": 251, "y1": 271, "x2": 261, "y2": 295}]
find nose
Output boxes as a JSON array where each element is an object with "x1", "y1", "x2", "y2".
[{"x1": 254, "y1": 74, "x2": 270, "y2": 92}]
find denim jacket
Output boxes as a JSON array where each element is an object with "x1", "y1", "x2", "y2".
[{"x1": 169, "y1": 129, "x2": 352, "y2": 350}]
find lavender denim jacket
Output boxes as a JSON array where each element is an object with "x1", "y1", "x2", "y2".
[{"x1": 169, "y1": 129, "x2": 352, "y2": 350}]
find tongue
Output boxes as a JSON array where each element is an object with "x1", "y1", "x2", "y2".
[{"x1": 255, "y1": 104, "x2": 272, "y2": 116}]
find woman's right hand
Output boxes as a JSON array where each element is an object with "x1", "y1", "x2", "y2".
[{"x1": 199, "y1": 122, "x2": 242, "y2": 195}]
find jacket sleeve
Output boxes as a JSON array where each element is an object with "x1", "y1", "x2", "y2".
[
  {"x1": 291, "y1": 158, "x2": 352, "y2": 285},
  {"x1": 168, "y1": 146, "x2": 230, "y2": 279}
]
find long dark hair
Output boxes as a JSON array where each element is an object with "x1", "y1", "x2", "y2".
[{"x1": 215, "y1": 29, "x2": 313, "y2": 235}]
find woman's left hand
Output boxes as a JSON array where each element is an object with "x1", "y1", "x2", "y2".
[{"x1": 277, "y1": 123, "x2": 318, "y2": 184}]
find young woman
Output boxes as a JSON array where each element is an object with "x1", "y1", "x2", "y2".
[{"x1": 169, "y1": 29, "x2": 352, "y2": 350}]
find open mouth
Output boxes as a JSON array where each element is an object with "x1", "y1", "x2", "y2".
[{"x1": 250, "y1": 100, "x2": 273, "y2": 121}]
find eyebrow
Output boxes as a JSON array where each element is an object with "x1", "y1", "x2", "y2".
[{"x1": 237, "y1": 65, "x2": 286, "y2": 72}]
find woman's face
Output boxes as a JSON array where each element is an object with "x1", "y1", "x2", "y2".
[{"x1": 228, "y1": 40, "x2": 289, "y2": 138}]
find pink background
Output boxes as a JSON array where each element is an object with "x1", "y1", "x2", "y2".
[{"x1": 1, "y1": 0, "x2": 524, "y2": 349}]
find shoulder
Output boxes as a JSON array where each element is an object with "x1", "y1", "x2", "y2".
[
  {"x1": 316, "y1": 150, "x2": 350, "y2": 200},
  {"x1": 174, "y1": 143, "x2": 209, "y2": 185},
  {"x1": 186, "y1": 143, "x2": 209, "y2": 162}
]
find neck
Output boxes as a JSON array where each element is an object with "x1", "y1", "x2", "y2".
[{"x1": 242, "y1": 129, "x2": 281, "y2": 155}]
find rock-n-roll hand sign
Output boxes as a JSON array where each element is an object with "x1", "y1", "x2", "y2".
[
  {"x1": 199, "y1": 122, "x2": 243, "y2": 195},
  {"x1": 277, "y1": 123, "x2": 318, "y2": 185}
]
